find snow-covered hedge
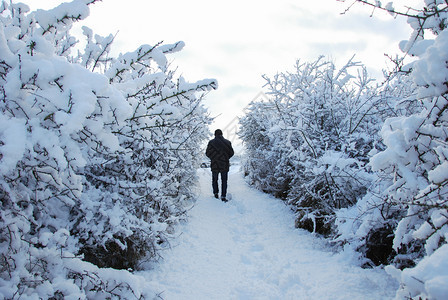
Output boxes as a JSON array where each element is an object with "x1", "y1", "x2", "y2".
[
  {"x1": 347, "y1": 1, "x2": 448, "y2": 299},
  {"x1": 241, "y1": 1, "x2": 448, "y2": 299},
  {"x1": 239, "y1": 57, "x2": 395, "y2": 236},
  {"x1": 0, "y1": 0, "x2": 215, "y2": 298},
  {"x1": 333, "y1": 1, "x2": 448, "y2": 299}
]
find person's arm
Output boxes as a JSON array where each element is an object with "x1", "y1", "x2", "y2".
[
  {"x1": 228, "y1": 142, "x2": 234, "y2": 159},
  {"x1": 206, "y1": 141, "x2": 212, "y2": 159}
]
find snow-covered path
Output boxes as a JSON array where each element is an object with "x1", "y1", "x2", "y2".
[{"x1": 142, "y1": 165, "x2": 397, "y2": 299}]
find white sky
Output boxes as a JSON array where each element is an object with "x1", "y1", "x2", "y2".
[{"x1": 25, "y1": 0, "x2": 421, "y2": 143}]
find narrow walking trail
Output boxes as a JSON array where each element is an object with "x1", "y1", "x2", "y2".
[{"x1": 141, "y1": 165, "x2": 397, "y2": 299}]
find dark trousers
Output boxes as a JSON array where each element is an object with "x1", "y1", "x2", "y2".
[{"x1": 212, "y1": 171, "x2": 228, "y2": 197}]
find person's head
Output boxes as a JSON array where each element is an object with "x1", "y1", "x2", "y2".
[{"x1": 214, "y1": 129, "x2": 223, "y2": 136}]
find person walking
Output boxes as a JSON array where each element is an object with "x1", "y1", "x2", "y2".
[{"x1": 206, "y1": 129, "x2": 234, "y2": 202}]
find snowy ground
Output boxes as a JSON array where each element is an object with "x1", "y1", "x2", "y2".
[{"x1": 141, "y1": 165, "x2": 398, "y2": 299}]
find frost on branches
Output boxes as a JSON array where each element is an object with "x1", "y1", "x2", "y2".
[
  {"x1": 336, "y1": 1, "x2": 448, "y2": 299},
  {"x1": 0, "y1": 0, "x2": 216, "y2": 298},
  {"x1": 239, "y1": 56, "x2": 396, "y2": 237}
]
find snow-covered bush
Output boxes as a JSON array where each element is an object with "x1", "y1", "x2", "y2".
[
  {"x1": 240, "y1": 57, "x2": 390, "y2": 236},
  {"x1": 0, "y1": 0, "x2": 215, "y2": 298},
  {"x1": 239, "y1": 99, "x2": 289, "y2": 197},
  {"x1": 335, "y1": 72, "x2": 420, "y2": 266},
  {"x1": 336, "y1": 1, "x2": 448, "y2": 299}
]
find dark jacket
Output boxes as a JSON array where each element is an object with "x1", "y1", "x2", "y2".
[{"x1": 206, "y1": 135, "x2": 234, "y2": 172}]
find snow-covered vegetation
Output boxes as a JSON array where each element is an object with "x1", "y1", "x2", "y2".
[
  {"x1": 240, "y1": 56, "x2": 406, "y2": 236},
  {"x1": 239, "y1": 1, "x2": 448, "y2": 299},
  {"x1": 1, "y1": 0, "x2": 447, "y2": 299},
  {"x1": 0, "y1": 0, "x2": 215, "y2": 298}
]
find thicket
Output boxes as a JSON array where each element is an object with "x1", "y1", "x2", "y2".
[
  {"x1": 240, "y1": 56, "x2": 412, "y2": 236},
  {"x1": 240, "y1": 1, "x2": 448, "y2": 298},
  {"x1": 0, "y1": 1, "x2": 215, "y2": 298}
]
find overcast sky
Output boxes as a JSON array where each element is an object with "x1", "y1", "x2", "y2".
[{"x1": 26, "y1": 0, "x2": 420, "y2": 143}]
